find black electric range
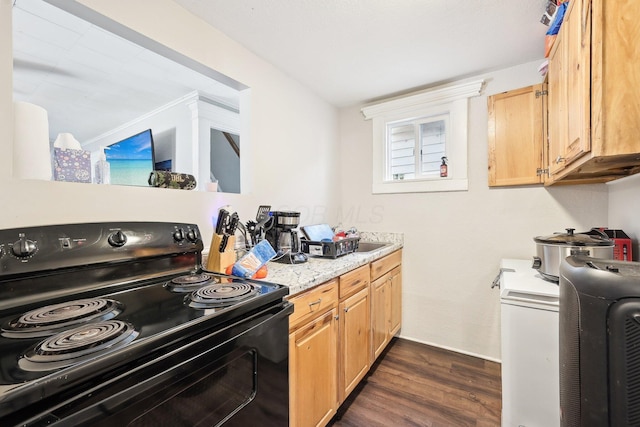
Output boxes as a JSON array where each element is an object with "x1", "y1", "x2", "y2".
[{"x1": 0, "y1": 222, "x2": 291, "y2": 427}]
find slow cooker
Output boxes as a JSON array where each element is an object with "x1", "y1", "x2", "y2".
[{"x1": 532, "y1": 228, "x2": 614, "y2": 281}]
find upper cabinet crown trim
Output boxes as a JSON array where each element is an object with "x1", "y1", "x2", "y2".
[{"x1": 361, "y1": 79, "x2": 485, "y2": 120}]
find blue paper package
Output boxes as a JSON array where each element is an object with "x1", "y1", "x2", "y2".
[{"x1": 231, "y1": 240, "x2": 277, "y2": 278}]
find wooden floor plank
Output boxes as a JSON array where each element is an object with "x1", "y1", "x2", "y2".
[{"x1": 328, "y1": 338, "x2": 502, "y2": 427}]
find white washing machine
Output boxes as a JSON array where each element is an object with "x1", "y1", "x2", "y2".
[{"x1": 499, "y1": 259, "x2": 560, "y2": 427}]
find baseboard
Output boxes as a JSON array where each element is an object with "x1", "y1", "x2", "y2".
[{"x1": 396, "y1": 333, "x2": 502, "y2": 364}]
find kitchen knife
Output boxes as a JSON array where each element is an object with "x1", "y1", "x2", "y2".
[
  {"x1": 215, "y1": 209, "x2": 229, "y2": 235},
  {"x1": 219, "y1": 235, "x2": 229, "y2": 253},
  {"x1": 219, "y1": 213, "x2": 240, "y2": 252},
  {"x1": 227, "y1": 213, "x2": 239, "y2": 236}
]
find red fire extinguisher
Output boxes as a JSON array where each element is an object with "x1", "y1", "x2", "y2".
[{"x1": 440, "y1": 156, "x2": 448, "y2": 177}]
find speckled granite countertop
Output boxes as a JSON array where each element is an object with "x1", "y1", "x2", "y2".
[{"x1": 264, "y1": 232, "x2": 403, "y2": 296}]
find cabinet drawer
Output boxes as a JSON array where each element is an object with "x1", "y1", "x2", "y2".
[
  {"x1": 370, "y1": 250, "x2": 402, "y2": 280},
  {"x1": 288, "y1": 279, "x2": 338, "y2": 331},
  {"x1": 339, "y1": 264, "x2": 370, "y2": 299}
]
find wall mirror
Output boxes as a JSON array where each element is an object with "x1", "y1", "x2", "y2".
[{"x1": 12, "y1": 0, "x2": 246, "y2": 193}]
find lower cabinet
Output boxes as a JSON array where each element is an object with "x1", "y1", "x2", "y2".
[
  {"x1": 371, "y1": 272, "x2": 390, "y2": 360},
  {"x1": 288, "y1": 280, "x2": 339, "y2": 427},
  {"x1": 338, "y1": 266, "x2": 371, "y2": 403},
  {"x1": 289, "y1": 307, "x2": 339, "y2": 427},
  {"x1": 288, "y1": 250, "x2": 402, "y2": 427},
  {"x1": 371, "y1": 253, "x2": 402, "y2": 362},
  {"x1": 389, "y1": 265, "x2": 402, "y2": 336}
]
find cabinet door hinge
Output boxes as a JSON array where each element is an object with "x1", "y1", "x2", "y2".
[
  {"x1": 535, "y1": 90, "x2": 548, "y2": 98},
  {"x1": 536, "y1": 168, "x2": 549, "y2": 177}
]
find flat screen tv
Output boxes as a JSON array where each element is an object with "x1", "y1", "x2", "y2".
[{"x1": 106, "y1": 129, "x2": 155, "y2": 186}]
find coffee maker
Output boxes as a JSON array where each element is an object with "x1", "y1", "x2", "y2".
[{"x1": 265, "y1": 211, "x2": 308, "y2": 264}]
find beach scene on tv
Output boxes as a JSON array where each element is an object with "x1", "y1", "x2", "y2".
[{"x1": 106, "y1": 129, "x2": 155, "y2": 186}]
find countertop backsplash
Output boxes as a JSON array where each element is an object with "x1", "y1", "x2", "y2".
[{"x1": 358, "y1": 231, "x2": 404, "y2": 245}]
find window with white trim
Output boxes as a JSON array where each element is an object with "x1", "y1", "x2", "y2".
[
  {"x1": 362, "y1": 79, "x2": 484, "y2": 194},
  {"x1": 388, "y1": 113, "x2": 448, "y2": 181}
]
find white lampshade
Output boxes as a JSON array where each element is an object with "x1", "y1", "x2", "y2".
[
  {"x1": 53, "y1": 132, "x2": 82, "y2": 150},
  {"x1": 13, "y1": 101, "x2": 52, "y2": 180}
]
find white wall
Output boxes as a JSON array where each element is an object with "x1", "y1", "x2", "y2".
[
  {"x1": 0, "y1": 0, "x2": 340, "y2": 246},
  {"x1": 608, "y1": 174, "x2": 640, "y2": 260},
  {"x1": 338, "y1": 60, "x2": 610, "y2": 361}
]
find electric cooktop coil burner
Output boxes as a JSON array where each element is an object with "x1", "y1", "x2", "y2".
[
  {"x1": 166, "y1": 273, "x2": 217, "y2": 292},
  {"x1": 187, "y1": 282, "x2": 259, "y2": 309},
  {"x1": 19, "y1": 320, "x2": 138, "y2": 372},
  {"x1": 2, "y1": 298, "x2": 123, "y2": 338}
]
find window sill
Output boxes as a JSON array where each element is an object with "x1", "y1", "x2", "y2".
[{"x1": 373, "y1": 178, "x2": 468, "y2": 194}]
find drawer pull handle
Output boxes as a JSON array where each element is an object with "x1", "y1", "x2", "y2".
[{"x1": 308, "y1": 299, "x2": 322, "y2": 310}]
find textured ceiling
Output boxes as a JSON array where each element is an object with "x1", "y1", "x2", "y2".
[{"x1": 174, "y1": 0, "x2": 550, "y2": 107}]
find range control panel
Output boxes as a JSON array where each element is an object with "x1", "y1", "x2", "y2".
[{"x1": 0, "y1": 222, "x2": 203, "y2": 277}]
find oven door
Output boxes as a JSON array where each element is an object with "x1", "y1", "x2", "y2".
[{"x1": 17, "y1": 302, "x2": 292, "y2": 427}]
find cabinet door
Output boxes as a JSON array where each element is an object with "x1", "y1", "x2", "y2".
[
  {"x1": 339, "y1": 287, "x2": 370, "y2": 403},
  {"x1": 564, "y1": 0, "x2": 591, "y2": 164},
  {"x1": 548, "y1": 0, "x2": 591, "y2": 176},
  {"x1": 289, "y1": 308, "x2": 338, "y2": 427},
  {"x1": 595, "y1": 0, "x2": 640, "y2": 158},
  {"x1": 371, "y1": 272, "x2": 391, "y2": 362},
  {"x1": 487, "y1": 84, "x2": 546, "y2": 186},
  {"x1": 389, "y1": 266, "x2": 402, "y2": 337},
  {"x1": 548, "y1": 30, "x2": 566, "y2": 176}
]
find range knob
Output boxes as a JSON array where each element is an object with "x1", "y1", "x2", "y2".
[
  {"x1": 173, "y1": 228, "x2": 185, "y2": 242},
  {"x1": 108, "y1": 231, "x2": 127, "y2": 247},
  {"x1": 12, "y1": 236, "x2": 37, "y2": 258},
  {"x1": 186, "y1": 229, "x2": 199, "y2": 242}
]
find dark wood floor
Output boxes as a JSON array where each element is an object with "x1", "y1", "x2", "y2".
[{"x1": 328, "y1": 338, "x2": 502, "y2": 427}]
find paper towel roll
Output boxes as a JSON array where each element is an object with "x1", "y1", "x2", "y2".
[
  {"x1": 53, "y1": 132, "x2": 82, "y2": 150},
  {"x1": 13, "y1": 101, "x2": 52, "y2": 180}
]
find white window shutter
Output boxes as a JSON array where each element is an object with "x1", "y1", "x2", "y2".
[
  {"x1": 420, "y1": 118, "x2": 447, "y2": 175},
  {"x1": 389, "y1": 123, "x2": 415, "y2": 179}
]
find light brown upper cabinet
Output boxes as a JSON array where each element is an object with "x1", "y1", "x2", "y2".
[
  {"x1": 490, "y1": 0, "x2": 640, "y2": 187},
  {"x1": 488, "y1": 84, "x2": 547, "y2": 187},
  {"x1": 547, "y1": 0, "x2": 640, "y2": 184}
]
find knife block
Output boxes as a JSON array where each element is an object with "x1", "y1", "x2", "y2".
[{"x1": 206, "y1": 234, "x2": 236, "y2": 273}]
